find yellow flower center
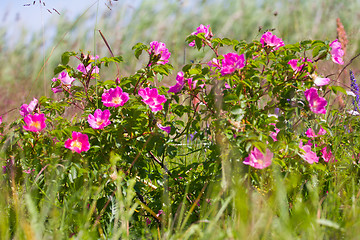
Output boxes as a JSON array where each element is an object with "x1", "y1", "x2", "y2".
[
  {"x1": 96, "y1": 120, "x2": 104, "y2": 126},
  {"x1": 71, "y1": 140, "x2": 82, "y2": 150},
  {"x1": 112, "y1": 97, "x2": 121, "y2": 104},
  {"x1": 30, "y1": 121, "x2": 41, "y2": 129}
]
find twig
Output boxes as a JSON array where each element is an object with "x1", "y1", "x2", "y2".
[
  {"x1": 335, "y1": 52, "x2": 360, "y2": 80},
  {"x1": 148, "y1": 151, "x2": 172, "y2": 176}
]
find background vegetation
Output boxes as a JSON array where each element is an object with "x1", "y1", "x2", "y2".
[{"x1": 2, "y1": 0, "x2": 360, "y2": 120}]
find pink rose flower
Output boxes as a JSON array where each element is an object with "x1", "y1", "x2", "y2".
[
  {"x1": 88, "y1": 109, "x2": 111, "y2": 129},
  {"x1": 83, "y1": 54, "x2": 99, "y2": 60},
  {"x1": 304, "y1": 88, "x2": 327, "y2": 114},
  {"x1": 20, "y1": 98, "x2": 38, "y2": 117},
  {"x1": 329, "y1": 39, "x2": 344, "y2": 65},
  {"x1": 270, "y1": 123, "x2": 280, "y2": 142},
  {"x1": 51, "y1": 71, "x2": 75, "y2": 93},
  {"x1": 64, "y1": 131, "x2": 90, "y2": 153},
  {"x1": 260, "y1": 32, "x2": 284, "y2": 50},
  {"x1": 157, "y1": 123, "x2": 171, "y2": 134},
  {"x1": 187, "y1": 78, "x2": 205, "y2": 90},
  {"x1": 314, "y1": 76, "x2": 330, "y2": 86},
  {"x1": 101, "y1": 86, "x2": 129, "y2": 108},
  {"x1": 321, "y1": 147, "x2": 335, "y2": 163},
  {"x1": 168, "y1": 72, "x2": 185, "y2": 94},
  {"x1": 77, "y1": 63, "x2": 99, "y2": 78},
  {"x1": 299, "y1": 140, "x2": 319, "y2": 164},
  {"x1": 305, "y1": 127, "x2": 326, "y2": 138},
  {"x1": 243, "y1": 147, "x2": 273, "y2": 169},
  {"x1": 148, "y1": 41, "x2": 171, "y2": 65},
  {"x1": 220, "y1": 53, "x2": 246, "y2": 75},
  {"x1": 24, "y1": 169, "x2": 35, "y2": 174},
  {"x1": 138, "y1": 87, "x2": 167, "y2": 112},
  {"x1": 288, "y1": 58, "x2": 312, "y2": 73},
  {"x1": 189, "y1": 24, "x2": 213, "y2": 47},
  {"x1": 23, "y1": 113, "x2": 46, "y2": 132}
]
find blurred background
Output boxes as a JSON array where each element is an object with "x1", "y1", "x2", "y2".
[{"x1": 0, "y1": 0, "x2": 359, "y2": 120}]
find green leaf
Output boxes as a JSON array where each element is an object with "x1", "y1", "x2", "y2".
[
  {"x1": 224, "y1": 94, "x2": 238, "y2": 103},
  {"x1": 222, "y1": 38, "x2": 232, "y2": 46},
  {"x1": 82, "y1": 128, "x2": 97, "y2": 136},
  {"x1": 101, "y1": 56, "x2": 124, "y2": 66},
  {"x1": 329, "y1": 86, "x2": 347, "y2": 95},
  {"x1": 230, "y1": 107, "x2": 245, "y2": 121},
  {"x1": 311, "y1": 40, "x2": 325, "y2": 49},
  {"x1": 54, "y1": 65, "x2": 66, "y2": 75},
  {"x1": 252, "y1": 141, "x2": 267, "y2": 154},
  {"x1": 195, "y1": 37, "x2": 202, "y2": 50},
  {"x1": 189, "y1": 68, "x2": 202, "y2": 75},
  {"x1": 61, "y1": 52, "x2": 71, "y2": 65},
  {"x1": 69, "y1": 165, "x2": 77, "y2": 183},
  {"x1": 132, "y1": 43, "x2": 148, "y2": 59},
  {"x1": 182, "y1": 64, "x2": 192, "y2": 73},
  {"x1": 153, "y1": 65, "x2": 171, "y2": 75}
]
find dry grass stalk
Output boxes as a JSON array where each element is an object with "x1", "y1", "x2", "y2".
[{"x1": 336, "y1": 18, "x2": 348, "y2": 56}]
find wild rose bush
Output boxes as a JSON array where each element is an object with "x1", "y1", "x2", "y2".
[{"x1": 0, "y1": 25, "x2": 359, "y2": 236}]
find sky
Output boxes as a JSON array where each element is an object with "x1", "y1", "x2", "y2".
[{"x1": 0, "y1": 0, "x2": 118, "y2": 31}]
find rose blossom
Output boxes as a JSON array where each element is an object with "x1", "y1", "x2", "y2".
[
  {"x1": 314, "y1": 76, "x2": 330, "y2": 86},
  {"x1": 304, "y1": 88, "x2": 327, "y2": 114},
  {"x1": 20, "y1": 98, "x2": 38, "y2": 117},
  {"x1": 270, "y1": 123, "x2": 280, "y2": 142},
  {"x1": 188, "y1": 24, "x2": 213, "y2": 47},
  {"x1": 64, "y1": 131, "x2": 90, "y2": 153},
  {"x1": 51, "y1": 71, "x2": 75, "y2": 93},
  {"x1": 260, "y1": 32, "x2": 284, "y2": 50},
  {"x1": 157, "y1": 123, "x2": 171, "y2": 134},
  {"x1": 77, "y1": 63, "x2": 99, "y2": 78},
  {"x1": 243, "y1": 147, "x2": 273, "y2": 169},
  {"x1": 299, "y1": 140, "x2": 319, "y2": 164},
  {"x1": 305, "y1": 127, "x2": 326, "y2": 138},
  {"x1": 220, "y1": 53, "x2": 246, "y2": 75},
  {"x1": 329, "y1": 39, "x2": 344, "y2": 65},
  {"x1": 288, "y1": 58, "x2": 312, "y2": 73},
  {"x1": 101, "y1": 86, "x2": 129, "y2": 108},
  {"x1": 88, "y1": 109, "x2": 111, "y2": 129},
  {"x1": 168, "y1": 72, "x2": 185, "y2": 94},
  {"x1": 23, "y1": 113, "x2": 46, "y2": 132},
  {"x1": 148, "y1": 41, "x2": 171, "y2": 65},
  {"x1": 321, "y1": 147, "x2": 336, "y2": 163},
  {"x1": 138, "y1": 87, "x2": 167, "y2": 112}
]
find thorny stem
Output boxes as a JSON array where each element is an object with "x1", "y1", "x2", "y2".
[
  {"x1": 126, "y1": 133, "x2": 154, "y2": 175},
  {"x1": 188, "y1": 92, "x2": 215, "y2": 114},
  {"x1": 133, "y1": 57, "x2": 153, "y2": 94},
  {"x1": 205, "y1": 40, "x2": 219, "y2": 57}
]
